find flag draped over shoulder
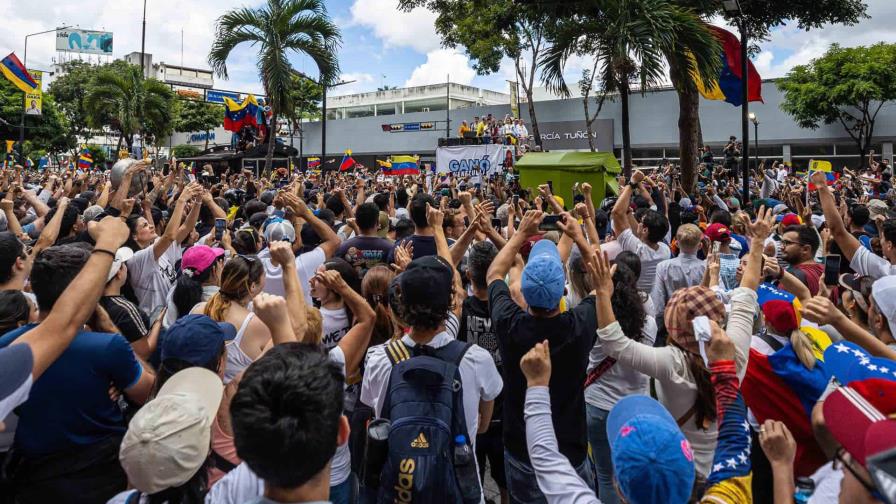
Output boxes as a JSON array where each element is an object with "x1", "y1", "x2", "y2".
[
  {"x1": 223, "y1": 95, "x2": 260, "y2": 132},
  {"x1": 692, "y1": 27, "x2": 762, "y2": 106},
  {"x1": 379, "y1": 155, "x2": 420, "y2": 176},
  {"x1": 742, "y1": 285, "x2": 831, "y2": 477},
  {"x1": 0, "y1": 53, "x2": 38, "y2": 93}
]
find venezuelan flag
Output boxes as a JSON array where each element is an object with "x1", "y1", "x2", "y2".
[
  {"x1": 78, "y1": 149, "x2": 93, "y2": 170},
  {"x1": 692, "y1": 27, "x2": 762, "y2": 106},
  {"x1": 806, "y1": 160, "x2": 840, "y2": 190},
  {"x1": 223, "y1": 95, "x2": 260, "y2": 132},
  {"x1": 0, "y1": 53, "x2": 38, "y2": 94},
  {"x1": 307, "y1": 157, "x2": 320, "y2": 169},
  {"x1": 339, "y1": 150, "x2": 356, "y2": 171},
  {"x1": 381, "y1": 155, "x2": 419, "y2": 176}
]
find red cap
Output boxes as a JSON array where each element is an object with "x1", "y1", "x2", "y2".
[
  {"x1": 761, "y1": 299, "x2": 799, "y2": 334},
  {"x1": 704, "y1": 223, "x2": 731, "y2": 242},
  {"x1": 781, "y1": 214, "x2": 802, "y2": 227},
  {"x1": 823, "y1": 386, "x2": 896, "y2": 466}
]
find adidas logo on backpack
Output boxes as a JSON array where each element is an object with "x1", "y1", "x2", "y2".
[{"x1": 410, "y1": 433, "x2": 429, "y2": 449}]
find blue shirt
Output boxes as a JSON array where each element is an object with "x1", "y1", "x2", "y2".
[{"x1": 0, "y1": 324, "x2": 142, "y2": 456}]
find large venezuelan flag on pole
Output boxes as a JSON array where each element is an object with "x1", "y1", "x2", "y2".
[
  {"x1": 379, "y1": 155, "x2": 420, "y2": 176},
  {"x1": 0, "y1": 53, "x2": 38, "y2": 94},
  {"x1": 223, "y1": 95, "x2": 260, "y2": 132},
  {"x1": 693, "y1": 27, "x2": 763, "y2": 106},
  {"x1": 339, "y1": 150, "x2": 357, "y2": 171}
]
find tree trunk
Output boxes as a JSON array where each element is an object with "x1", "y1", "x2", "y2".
[
  {"x1": 526, "y1": 92, "x2": 541, "y2": 148},
  {"x1": 263, "y1": 110, "x2": 278, "y2": 178},
  {"x1": 204, "y1": 129, "x2": 209, "y2": 150},
  {"x1": 668, "y1": 58, "x2": 701, "y2": 193},
  {"x1": 620, "y1": 81, "x2": 633, "y2": 179},
  {"x1": 583, "y1": 94, "x2": 596, "y2": 153},
  {"x1": 115, "y1": 135, "x2": 124, "y2": 159}
]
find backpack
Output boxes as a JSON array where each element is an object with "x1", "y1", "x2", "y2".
[{"x1": 377, "y1": 338, "x2": 481, "y2": 504}]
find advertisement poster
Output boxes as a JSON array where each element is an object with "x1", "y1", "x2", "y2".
[
  {"x1": 435, "y1": 144, "x2": 513, "y2": 183},
  {"x1": 24, "y1": 70, "x2": 41, "y2": 116},
  {"x1": 56, "y1": 29, "x2": 113, "y2": 55}
]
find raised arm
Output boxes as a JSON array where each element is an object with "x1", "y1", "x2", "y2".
[
  {"x1": 487, "y1": 210, "x2": 543, "y2": 284},
  {"x1": 283, "y1": 192, "x2": 341, "y2": 259},
  {"x1": 802, "y1": 295, "x2": 896, "y2": 360},
  {"x1": 812, "y1": 171, "x2": 860, "y2": 262},
  {"x1": 268, "y1": 241, "x2": 308, "y2": 341},
  {"x1": 322, "y1": 270, "x2": 375, "y2": 376},
  {"x1": 15, "y1": 217, "x2": 129, "y2": 378},
  {"x1": 153, "y1": 183, "x2": 198, "y2": 261},
  {"x1": 612, "y1": 171, "x2": 643, "y2": 235}
]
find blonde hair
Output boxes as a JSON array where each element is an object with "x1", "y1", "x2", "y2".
[
  {"x1": 303, "y1": 307, "x2": 323, "y2": 345},
  {"x1": 790, "y1": 329, "x2": 818, "y2": 369},
  {"x1": 676, "y1": 224, "x2": 703, "y2": 251}
]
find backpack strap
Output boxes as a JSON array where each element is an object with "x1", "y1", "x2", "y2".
[
  {"x1": 433, "y1": 340, "x2": 473, "y2": 369},
  {"x1": 211, "y1": 449, "x2": 237, "y2": 473},
  {"x1": 756, "y1": 327, "x2": 785, "y2": 353},
  {"x1": 125, "y1": 490, "x2": 141, "y2": 504}
]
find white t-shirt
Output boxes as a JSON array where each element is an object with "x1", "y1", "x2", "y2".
[
  {"x1": 616, "y1": 228, "x2": 671, "y2": 293},
  {"x1": 258, "y1": 246, "x2": 326, "y2": 305},
  {"x1": 360, "y1": 331, "x2": 503, "y2": 448},
  {"x1": 320, "y1": 305, "x2": 350, "y2": 351},
  {"x1": 584, "y1": 314, "x2": 657, "y2": 411},
  {"x1": 127, "y1": 240, "x2": 183, "y2": 314},
  {"x1": 850, "y1": 245, "x2": 896, "y2": 280}
]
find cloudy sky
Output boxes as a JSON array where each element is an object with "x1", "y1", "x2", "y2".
[{"x1": 2, "y1": 0, "x2": 892, "y2": 97}]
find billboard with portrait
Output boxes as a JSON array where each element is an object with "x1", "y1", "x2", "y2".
[
  {"x1": 24, "y1": 70, "x2": 41, "y2": 116},
  {"x1": 56, "y1": 29, "x2": 113, "y2": 55}
]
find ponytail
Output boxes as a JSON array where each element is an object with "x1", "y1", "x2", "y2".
[
  {"x1": 171, "y1": 271, "x2": 203, "y2": 320},
  {"x1": 686, "y1": 352, "x2": 717, "y2": 430},
  {"x1": 203, "y1": 292, "x2": 231, "y2": 323},
  {"x1": 790, "y1": 329, "x2": 818, "y2": 369}
]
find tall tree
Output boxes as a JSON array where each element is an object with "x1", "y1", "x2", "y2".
[
  {"x1": 47, "y1": 59, "x2": 97, "y2": 158},
  {"x1": 778, "y1": 43, "x2": 896, "y2": 169},
  {"x1": 173, "y1": 99, "x2": 224, "y2": 149},
  {"x1": 84, "y1": 63, "x2": 175, "y2": 154},
  {"x1": 398, "y1": 0, "x2": 548, "y2": 147},
  {"x1": 209, "y1": 0, "x2": 340, "y2": 175},
  {"x1": 0, "y1": 76, "x2": 74, "y2": 160},
  {"x1": 541, "y1": 0, "x2": 721, "y2": 179}
]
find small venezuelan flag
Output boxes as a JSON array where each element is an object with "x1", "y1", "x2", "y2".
[
  {"x1": 0, "y1": 53, "x2": 38, "y2": 94},
  {"x1": 307, "y1": 157, "x2": 321, "y2": 169},
  {"x1": 339, "y1": 150, "x2": 356, "y2": 171},
  {"x1": 78, "y1": 149, "x2": 93, "y2": 170}
]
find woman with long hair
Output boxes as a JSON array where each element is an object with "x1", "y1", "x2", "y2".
[
  {"x1": 192, "y1": 255, "x2": 269, "y2": 383},
  {"x1": 310, "y1": 258, "x2": 361, "y2": 351},
  {"x1": 583, "y1": 260, "x2": 652, "y2": 504},
  {"x1": 166, "y1": 245, "x2": 225, "y2": 326},
  {"x1": 362, "y1": 265, "x2": 399, "y2": 347},
  {"x1": 0, "y1": 290, "x2": 36, "y2": 335},
  {"x1": 588, "y1": 208, "x2": 773, "y2": 478}
]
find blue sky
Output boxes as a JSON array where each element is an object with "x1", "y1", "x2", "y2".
[{"x1": 2, "y1": 0, "x2": 894, "y2": 97}]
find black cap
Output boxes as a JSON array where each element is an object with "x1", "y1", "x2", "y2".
[{"x1": 400, "y1": 255, "x2": 453, "y2": 307}]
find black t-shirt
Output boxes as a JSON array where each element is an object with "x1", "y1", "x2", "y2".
[
  {"x1": 488, "y1": 280, "x2": 597, "y2": 466},
  {"x1": 458, "y1": 295, "x2": 503, "y2": 425},
  {"x1": 336, "y1": 235, "x2": 395, "y2": 276},
  {"x1": 100, "y1": 295, "x2": 150, "y2": 343},
  {"x1": 388, "y1": 234, "x2": 437, "y2": 262}
]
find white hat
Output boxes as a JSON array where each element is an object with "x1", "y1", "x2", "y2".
[
  {"x1": 810, "y1": 214, "x2": 826, "y2": 229},
  {"x1": 107, "y1": 247, "x2": 135, "y2": 282},
  {"x1": 871, "y1": 276, "x2": 896, "y2": 338},
  {"x1": 119, "y1": 367, "x2": 224, "y2": 494}
]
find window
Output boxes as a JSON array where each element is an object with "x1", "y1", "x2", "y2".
[
  {"x1": 790, "y1": 144, "x2": 834, "y2": 156},
  {"x1": 377, "y1": 103, "x2": 397, "y2": 116},
  {"x1": 345, "y1": 105, "x2": 375, "y2": 119}
]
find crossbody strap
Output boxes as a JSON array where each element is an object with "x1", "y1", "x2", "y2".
[{"x1": 583, "y1": 357, "x2": 617, "y2": 388}]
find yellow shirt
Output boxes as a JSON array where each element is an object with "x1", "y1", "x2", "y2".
[{"x1": 458, "y1": 125, "x2": 471, "y2": 136}]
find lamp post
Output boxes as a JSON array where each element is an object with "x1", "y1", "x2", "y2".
[
  {"x1": 721, "y1": 0, "x2": 750, "y2": 205},
  {"x1": 320, "y1": 79, "x2": 355, "y2": 166},
  {"x1": 141, "y1": 0, "x2": 148, "y2": 78},
  {"x1": 19, "y1": 27, "x2": 72, "y2": 162},
  {"x1": 749, "y1": 112, "x2": 759, "y2": 172}
]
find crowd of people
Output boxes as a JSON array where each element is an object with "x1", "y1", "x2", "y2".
[
  {"x1": 458, "y1": 114, "x2": 530, "y2": 146},
  {"x1": 0, "y1": 147, "x2": 895, "y2": 504}
]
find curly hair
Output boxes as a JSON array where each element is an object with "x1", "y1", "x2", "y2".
[{"x1": 611, "y1": 263, "x2": 646, "y2": 342}]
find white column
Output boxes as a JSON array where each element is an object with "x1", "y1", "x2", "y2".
[{"x1": 783, "y1": 144, "x2": 792, "y2": 163}]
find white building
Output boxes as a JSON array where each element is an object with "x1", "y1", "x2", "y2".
[{"x1": 325, "y1": 83, "x2": 509, "y2": 120}]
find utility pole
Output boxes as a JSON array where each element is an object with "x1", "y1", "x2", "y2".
[
  {"x1": 446, "y1": 74, "x2": 450, "y2": 138},
  {"x1": 19, "y1": 27, "x2": 68, "y2": 162},
  {"x1": 141, "y1": 0, "x2": 148, "y2": 78}
]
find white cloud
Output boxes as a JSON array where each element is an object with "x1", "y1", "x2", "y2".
[
  {"x1": 405, "y1": 49, "x2": 475, "y2": 87},
  {"x1": 349, "y1": 0, "x2": 440, "y2": 53}
]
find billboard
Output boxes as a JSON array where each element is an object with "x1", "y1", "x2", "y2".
[
  {"x1": 538, "y1": 119, "x2": 614, "y2": 152},
  {"x1": 24, "y1": 70, "x2": 41, "y2": 116},
  {"x1": 206, "y1": 89, "x2": 240, "y2": 105},
  {"x1": 435, "y1": 144, "x2": 513, "y2": 184},
  {"x1": 56, "y1": 29, "x2": 113, "y2": 55}
]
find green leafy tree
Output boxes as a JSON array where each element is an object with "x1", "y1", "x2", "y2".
[
  {"x1": 209, "y1": 0, "x2": 341, "y2": 175},
  {"x1": 173, "y1": 99, "x2": 224, "y2": 149},
  {"x1": 0, "y1": 76, "x2": 74, "y2": 162},
  {"x1": 47, "y1": 59, "x2": 97, "y2": 158},
  {"x1": 399, "y1": 0, "x2": 547, "y2": 147},
  {"x1": 778, "y1": 43, "x2": 896, "y2": 168},
  {"x1": 541, "y1": 0, "x2": 721, "y2": 179},
  {"x1": 171, "y1": 144, "x2": 202, "y2": 158},
  {"x1": 84, "y1": 62, "x2": 175, "y2": 155}
]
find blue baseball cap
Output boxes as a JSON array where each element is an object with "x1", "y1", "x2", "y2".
[
  {"x1": 607, "y1": 395, "x2": 696, "y2": 504},
  {"x1": 521, "y1": 240, "x2": 565, "y2": 310},
  {"x1": 160, "y1": 314, "x2": 236, "y2": 366}
]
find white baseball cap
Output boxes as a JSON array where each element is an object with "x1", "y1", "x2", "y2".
[
  {"x1": 106, "y1": 247, "x2": 135, "y2": 282},
  {"x1": 119, "y1": 367, "x2": 224, "y2": 494},
  {"x1": 872, "y1": 275, "x2": 896, "y2": 338}
]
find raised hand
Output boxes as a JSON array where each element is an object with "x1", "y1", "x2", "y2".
[
  {"x1": 426, "y1": 203, "x2": 444, "y2": 228},
  {"x1": 520, "y1": 340, "x2": 551, "y2": 387},
  {"x1": 586, "y1": 250, "x2": 615, "y2": 296},
  {"x1": 517, "y1": 209, "x2": 543, "y2": 237},
  {"x1": 392, "y1": 240, "x2": 413, "y2": 272},
  {"x1": 269, "y1": 241, "x2": 295, "y2": 268},
  {"x1": 705, "y1": 320, "x2": 734, "y2": 363},
  {"x1": 759, "y1": 420, "x2": 796, "y2": 468},
  {"x1": 746, "y1": 206, "x2": 774, "y2": 241},
  {"x1": 252, "y1": 292, "x2": 290, "y2": 331},
  {"x1": 90, "y1": 216, "x2": 130, "y2": 250}
]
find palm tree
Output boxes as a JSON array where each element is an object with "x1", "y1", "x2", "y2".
[
  {"x1": 209, "y1": 0, "x2": 341, "y2": 175},
  {"x1": 84, "y1": 63, "x2": 175, "y2": 154},
  {"x1": 541, "y1": 0, "x2": 720, "y2": 185}
]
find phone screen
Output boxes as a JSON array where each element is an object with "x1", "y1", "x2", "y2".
[
  {"x1": 546, "y1": 180, "x2": 553, "y2": 194},
  {"x1": 539, "y1": 215, "x2": 563, "y2": 231},
  {"x1": 824, "y1": 254, "x2": 841, "y2": 286},
  {"x1": 512, "y1": 194, "x2": 519, "y2": 206},
  {"x1": 215, "y1": 218, "x2": 226, "y2": 241},
  {"x1": 491, "y1": 218, "x2": 502, "y2": 229}
]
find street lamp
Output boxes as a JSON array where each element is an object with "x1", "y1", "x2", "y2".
[
  {"x1": 749, "y1": 112, "x2": 759, "y2": 171},
  {"x1": 721, "y1": 0, "x2": 750, "y2": 205},
  {"x1": 19, "y1": 26, "x2": 73, "y2": 161},
  {"x1": 320, "y1": 78, "x2": 355, "y2": 166}
]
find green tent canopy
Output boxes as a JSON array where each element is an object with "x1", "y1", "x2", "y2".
[{"x1": 514, "y1": 151, "x2": 621, "y2": 210}]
